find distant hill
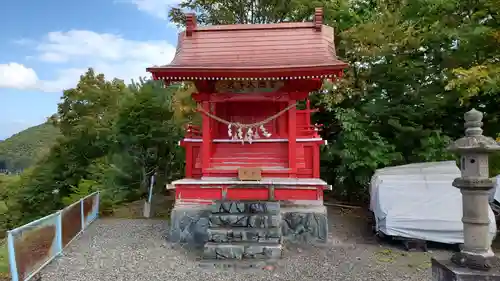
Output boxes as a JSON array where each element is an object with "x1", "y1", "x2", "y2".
[{"x1": 0, "y1": 123, "x2": 61, "y2": 172}]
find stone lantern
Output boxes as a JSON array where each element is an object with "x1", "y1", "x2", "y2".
[{"x1": 432, "y1": 108, "x2": 500, "y2": 280}]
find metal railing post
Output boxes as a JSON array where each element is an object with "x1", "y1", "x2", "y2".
[
  {"x1": 7, "y1": 231, "x2": 19, "y2": 281},
  {"x1": 56, "y1": 210, "x2": 63, "y2": 255},
  {"x1": 80, "y1": 198, "x2": 85, "y2": 230},
  {"x1": 96, "y1": 191, "x2": 100, "y2": 218}
]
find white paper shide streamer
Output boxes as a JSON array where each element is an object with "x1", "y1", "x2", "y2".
[{"x1": 200, "y1": 103, "x2": 296, "y2": 144}]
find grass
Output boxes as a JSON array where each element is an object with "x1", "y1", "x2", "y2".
[
  {"x1": 373, "y1": 247, "x2": 434, "y2": 273},
  {"x1": 374, "y1": 248, "x2": 397, "y2": 263},
  {"x1": 107, "y1": 194, "x2": 174, "y2": 220},
  {"x1": 0, "y1": 240, "x2": 9, "y2": 279}
]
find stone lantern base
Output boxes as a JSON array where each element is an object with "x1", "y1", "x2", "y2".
[{"x1": 432, "y1": 258, "x2": 500, "y2": 281}]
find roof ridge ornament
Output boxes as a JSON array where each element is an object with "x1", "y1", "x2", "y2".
[
  {"x1": 314, "y1": 7, "x2": 323, "y2": 32},
  {"x1": 185, "y1": 12, "x2": 197, "y2": 37}
]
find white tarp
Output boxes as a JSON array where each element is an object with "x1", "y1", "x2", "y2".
[
  {"x1": 494, "y1": 175, "x2": 500, "y2": 203},
  {"x1": 370, "y1": 161, "x2": 497, "y2": 245}
]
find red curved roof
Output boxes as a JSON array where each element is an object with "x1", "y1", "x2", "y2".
[{"x1": 147, "y1": 11, "x2": 347, "y2": 80}]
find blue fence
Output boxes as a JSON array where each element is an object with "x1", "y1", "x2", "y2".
[{"x1": 7, "y1": 191, "x2": 100, "y2": 281}]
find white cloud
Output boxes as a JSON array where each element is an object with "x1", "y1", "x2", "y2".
[
  {"x1": 0, "y1": 63, "x2": 39, "y2": 90},
  {"x1": 36, "y1": 30, "x2": 176, "y2": 65},
  {"x1": 1, "y1": 30, "x2": 177, "y2": 93},
  {"x1": 119, "y1": 0, "x2": 181, "y2": 20},
  {"x1": 38, "y1": 67, "x2": 88, "y2": 93}
]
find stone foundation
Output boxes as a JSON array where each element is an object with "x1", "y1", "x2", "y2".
[
  {"x1": 169, "y1": 201, "x2": 328, "y2": 246},
  {"x1": 169, "y1": 203, "x2": 211, "y2": 246},
  {"x1": 281, "y1": 203, "x2": 328, "y2": 244}
]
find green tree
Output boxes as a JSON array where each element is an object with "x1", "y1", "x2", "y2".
[
  {"x1": 11, "y1": 69, "x2": 128, "y2": 222},
  {"x1": 322, "y1": 108, "x2": 402, "y2": 202},
  {"x1": 315, "y1": 0, "x2": 487, "y2": 200},
  {"x1": 0, "y1": 123, "x2": 61, "y2": 172},
  {"x1": 112, "y1": 79, "x2": 184, "y2": 199},
  {"x1": 168, "y1": 0, "x2": 377, "y2": 28}
]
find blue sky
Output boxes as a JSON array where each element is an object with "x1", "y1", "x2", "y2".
[{"x1": 0, "y1": 0, "x2": 181, "y2": 140}]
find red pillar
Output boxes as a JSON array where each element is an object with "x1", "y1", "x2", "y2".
[
  {"x1": 185, "y1": 143, "x2": 193, "y2": 178},
  {"x1": 211, "y1": 103, "x2": 217, "y2": 139},
  {"x1": 306, "y1": 99, "x2": 312, "y2": 128},
  {"x1": 312, "y1": 144, "x2": 320, "y2": 178},
  {"x1": 288, "y1": 100, "x2": 297, "y2": 177},
  {"x1": 202, "y1": 101, "x2": 211, "y2": 174}
]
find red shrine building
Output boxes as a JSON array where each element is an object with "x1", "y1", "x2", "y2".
[{"x1": 147, "y1": 8, "x2": 347, "y2": 266}]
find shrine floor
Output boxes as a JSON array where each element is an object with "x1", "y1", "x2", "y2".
[{"x1": 40, "y1": 206, "x2": 452, "y2": 281}]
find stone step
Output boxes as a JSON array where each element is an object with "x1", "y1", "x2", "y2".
[
  {"x1": 212, "y1": 201, "x2": 280, "y2": 214},
  {"x1": 209, "y1": 213, "x2": 280, "y2": 228},
  {"x1": 199, "y1": 258, "x2": 278, "y2": 271},
  {"x1": 203, "y1": 242, "x2": 282, "y2": 260},
  {"x1": 208, "y1": 227, "x2": 281, "y2": 243}
]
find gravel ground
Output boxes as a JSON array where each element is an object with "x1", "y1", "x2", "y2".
[{"x1": 41, "y1": 207, "x2": 450, "y2": 281}]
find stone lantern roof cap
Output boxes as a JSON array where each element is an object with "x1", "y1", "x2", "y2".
[{"x1": 448, "y1": 108, "x2": 500, "y2": 153}]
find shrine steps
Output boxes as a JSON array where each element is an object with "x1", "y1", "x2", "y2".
[
  {"x1": 200, "y1": 201, "x2": 282, "y2": 269},
  {"x1": 202, "y1": 168, "x2": 309, "y2": 178},
  {"x1": 195, "y1": 142, "x2": 307, "y2": 171}
]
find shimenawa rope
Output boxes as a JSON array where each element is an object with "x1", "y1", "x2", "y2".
[{"x1": 197, "y1": 102, "x2": 297, "y2": 143}]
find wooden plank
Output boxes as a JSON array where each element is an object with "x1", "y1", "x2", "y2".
[{"x1": 237, "y1": 167, "x2": 263, "y2": 181}]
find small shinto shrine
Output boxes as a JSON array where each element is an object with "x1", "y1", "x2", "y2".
[{"x1": 147, "y1": 8, "x2": 347, "y2": 267}]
